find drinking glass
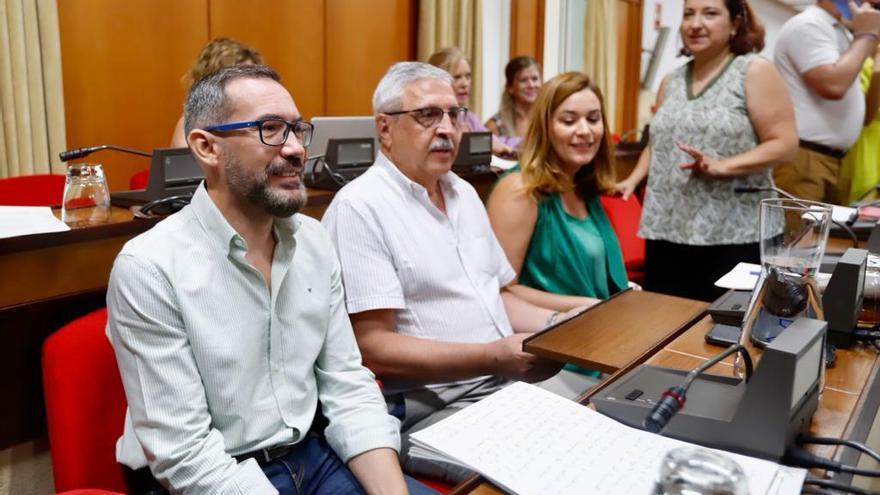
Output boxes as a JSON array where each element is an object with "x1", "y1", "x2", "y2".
[
  {"x1": 654, "y1": 447, "x2": 747, "y2": 495},
  {"x1": 61, "y1": 163, "x2": 111, "y2": 226},
  {"x1": 736, "y1": 198, "x2": 831, "y2": 376}
]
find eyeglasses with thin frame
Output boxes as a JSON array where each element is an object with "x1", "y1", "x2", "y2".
[
  {"x1": 202, "y1": 119, "x2": 314, "y2": 147},
  {"x1": 383, "y1": 106, "x2": 468, "y2": 129}
]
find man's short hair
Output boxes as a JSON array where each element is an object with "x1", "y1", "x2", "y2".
[
  {"x1": 184, "y1": 64, "x2": 281, "y2": 135},
  {"x1": 372, "y1": 61, "x2": 453, "y2": 115}
]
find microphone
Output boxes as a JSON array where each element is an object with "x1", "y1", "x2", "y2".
[
  {"x1": 644, "y1": 344, "x2": 752, "y2": 433},
  {"x1": 59, "y1": 144, "x2": 152, "y2": 162},
  {"x1": 735, "y1": 185, "x2": 859, "y2": 247}
]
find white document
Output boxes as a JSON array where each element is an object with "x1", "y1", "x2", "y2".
[
  {"x1": 714, "y1": 262, "x2": 762, "y2": 290},
  {"x1": 0, "y1": 206, "x2": 70, "y2": 239},
  {"x1": 490, "y1": 155, "x2": 518, "y2": 171},
  {"x1": 410, "y1": 382, "x2": 805, "y2": 495}
]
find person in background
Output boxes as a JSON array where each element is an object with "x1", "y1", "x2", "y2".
[
  {"x1": 169, "y1": 37, "x2": 263, "y2": 148},
  {"x1": 487, "y1": 72, "x2": 628, "y2": 312},
  {"x1": 840, "y1": 46, "x2": 880, "y2": 204},
  {"x1": 485, "y1": 56, "x2": 542, "y2": 142},
  {"x1": 772, "y1": 0, "x2": 880, "y2": 203},
  {"x1": 427, "y1": 47, "x2": 517, "y2": 156},
  {"x1": 616, "y1": 0, "x2": 797, "y2": 301}
]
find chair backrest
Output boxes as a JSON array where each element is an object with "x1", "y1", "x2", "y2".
[
  {"x1": 0, "y1": 174, "x2": 66, "y2": 206},
  {"x1": 129, "y1": 169, "x2": 149, "y2": 190},
  {"x1": 42, "y1": 308, "x2": 128, "y2": 493},
  {"x1": 600, "y1": 194, "x2": 645, "y2": 282}
]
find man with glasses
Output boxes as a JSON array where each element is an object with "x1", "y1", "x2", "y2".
[
  {"x1": 107, "y1": 65, "x2": 434, "y2": 494},
  {"x1": 322, "y1": 62, "x2": 589, "y2": 483}
]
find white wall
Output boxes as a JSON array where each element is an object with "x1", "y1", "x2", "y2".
[{"x1": 480, "y1": 0, "x2": 511, "y2": 120}]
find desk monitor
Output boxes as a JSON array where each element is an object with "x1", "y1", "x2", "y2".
[
  {"x1": 307, "y1": 116, "x2": 377, "y2": 161},
  {"x1": 453, "y1": 132, "x2": 492, "y2": 173},
  {"x1": 111, "y1": 147, "x2": 202, "y2": 207}
]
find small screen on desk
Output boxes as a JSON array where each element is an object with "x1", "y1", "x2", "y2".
[
  {"x1": 164, "y1": 152, "x2": 202, "y2": 187},
  {"x1": 469, "y1": 134, "x2": 491, "y2": 154},
  {"x1": 337, "y1": 142, "x2": 373, "y2": 167}
]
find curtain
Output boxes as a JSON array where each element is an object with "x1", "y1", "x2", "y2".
[
  {"x1": 583, "y1": 0, "x2": 617, "y2": 132},
  {"x1": 418, "y1": 0, "x2": 483, "y2": 120},
  {"x1": 0, "y1": 0, "x2": 67, "y2": 178}
]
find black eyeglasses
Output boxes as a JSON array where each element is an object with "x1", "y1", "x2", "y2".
[
  {"x1": 203, "y1": 119, "x2": 314, "y2": 147},
  {"x1": 383, "y1": 106, "x2": 468, "y2": 128}
]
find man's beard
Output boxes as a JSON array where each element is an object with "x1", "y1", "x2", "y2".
[{"x1": 224, "y1": 152, "x2": 308, "y2": 218}]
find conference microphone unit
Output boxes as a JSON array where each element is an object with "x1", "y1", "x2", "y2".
[{"x1": 59, "y1": 144, "x2": 152, "y2": 162}]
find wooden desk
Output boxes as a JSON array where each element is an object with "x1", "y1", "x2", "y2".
[
  {"x1": 524, "y1": 290, "x2": 707, "y2": 374},
  {"x1": 454, "y1": 309, "x2": 880, "y2": 494}
]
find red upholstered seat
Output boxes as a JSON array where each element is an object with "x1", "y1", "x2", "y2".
[
  {"x1": 0, "y1": 174, "x2": 65, "y2": 206},
  {"x1": 129, "y1": 169, "x2": 149, "y2": 190},
  {"x1": 55, "y1": 490, "x2": 125, "y2": 495},
  {"x1": 42, "y1": 308, "x2": 128, "y2": 493},
  {"x1": 600, "y1": 194, "x2": 645, "y2": 284}
]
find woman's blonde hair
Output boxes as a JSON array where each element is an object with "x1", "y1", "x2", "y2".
[
  {"x1": 184, "y1": 38, "x2": 263, "y2": 89},
  {"x1": 426, "y1": 47, "x2": 468, "y2": 74},
  {"x1": 519, "y1": 71, "x2": 616, "y2": 201}
]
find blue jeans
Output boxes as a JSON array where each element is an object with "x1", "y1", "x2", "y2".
[{"x1": 263, "y1": 436, "x2": 439, "y2": 495}]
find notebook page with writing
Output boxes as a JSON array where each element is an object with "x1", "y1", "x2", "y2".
[{"x1": 410, "y1": 382, "x2": 805, "y2": 495}]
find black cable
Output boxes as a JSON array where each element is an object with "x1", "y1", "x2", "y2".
[
  {"x1": 800, "y1": 435, "x2": 880, "y2": 464},
  {"x1": 786, "y1": 448, "x2": 880, "y2": 478},
  {"x1": 804, "y1": 476, "x2": 879, "y2": 495}
]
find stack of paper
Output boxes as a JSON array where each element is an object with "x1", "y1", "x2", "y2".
[
  {"x1": 411, "y1": 382, "x2": 805, "y2": 495},
  {"x1": 0, "y1": 206, "x2": 70, "y2": 239}
]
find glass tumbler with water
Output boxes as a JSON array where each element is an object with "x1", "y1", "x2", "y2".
[
  {"x1": 736, "y1": 198, "x2": 831, "y2": 374},
  {"x1": 61, "y1": 163, "x2": 111, "y2": 226},
  {"x1": 654, "y1": 447, "x2": 747, "y2": 495}
]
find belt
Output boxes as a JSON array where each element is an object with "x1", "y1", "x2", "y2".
[
  {"x1": 234, "y1": 443, "x2": 297, "y2": 466},
  {"x1": 799, "y1": 139, "x2": 846, "y2": 160}
]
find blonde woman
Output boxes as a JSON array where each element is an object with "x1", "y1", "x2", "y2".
[
  {"x1": 485, "y1": 56, "x2": 541, "y2": 142},
  {"x1": 487, "y1": 72, "x2": 628, "y2": 309},
  {"x1": 169, "y1": 38, "x2": 263, "y2": 147}
]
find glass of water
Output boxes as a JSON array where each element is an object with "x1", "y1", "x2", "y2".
[
  {"x1": 61, "y1": 163, "x2": 111, "y2": 226},
  {"x1": 654, "y1": 446, "x2": 747, "y2": 495}
]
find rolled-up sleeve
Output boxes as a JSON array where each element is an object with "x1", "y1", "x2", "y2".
[
  {"x1": 315, "y1": 242, "x2": 401, "y2": 462},
  {"x1": 107, "y1": 253, "x2": 277, "y2": 494}
]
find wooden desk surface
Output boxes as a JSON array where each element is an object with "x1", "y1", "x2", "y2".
[{"x1": 524, "y1": 290, "x2": 708, "y2": 373}]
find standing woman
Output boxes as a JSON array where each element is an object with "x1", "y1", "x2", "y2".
[
  {"x1": 616, "y1": 0, "x2": 797, "y2": 301},
  {"x1": 486, "y1": 56, "x2": 542, "y2": 142},
  {"x1": 487, "y1": 72, "x2": 628, "y2": 310},
  {"x1": 427, "y1": 47, "x2": 517, "y2": 156}
]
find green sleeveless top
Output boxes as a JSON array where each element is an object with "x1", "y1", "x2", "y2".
[{"x1": 520, "y1": 191, "x2": 628, "y2": 299}]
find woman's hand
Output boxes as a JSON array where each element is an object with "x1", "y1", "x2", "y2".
[
  {"x1": 492, "y1": 140, "x2": 514, "y2": 158},
  {"x1": 614, "y1": 178, "x2": 639, "y2": 200},
  {"x1": 677, "y1": 141, "x2": 728, "y2": 177},
  {"x1": 627, "y1": 281, "x2": 642, "y2": 291}
]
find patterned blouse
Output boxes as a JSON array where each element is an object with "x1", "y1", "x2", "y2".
[{"x1": 639, "y1": 54, "x2": 775, "y2": 245}]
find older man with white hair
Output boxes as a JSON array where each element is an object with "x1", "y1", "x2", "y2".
[{"x1": 322, "y1": 62, "x2": 594, "y2": 482}]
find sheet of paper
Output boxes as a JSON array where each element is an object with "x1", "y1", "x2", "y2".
[
  {"x1": 715, "y1": 262, "x2": 762, "y2": 290},
  {"x1": 0, "y1": 206, "x2": 70, "y2": 239},
  {"x1": 490, "y1": 155, "x2": 518, "y2": 171},
  {"x1": 411, "y1": 382, "x2": 804, "y2": 495}
]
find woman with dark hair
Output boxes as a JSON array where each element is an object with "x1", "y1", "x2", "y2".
[
  {"x1": 616, "y1": 0, "x2": 797, "y2": 301},
  {"x1": 487, "y1": 72, "x2": 627, "y2": 310},
  {"x1": 486, "y1": 56, "x2": 541, "y2": 143}
]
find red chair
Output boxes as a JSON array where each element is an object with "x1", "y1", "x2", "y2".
[
  {"x1": 42, "y1": 308, "x2": 128, "y2": 493},
  {"x1": 0, "y1": 174, "x2": 65, "y2": 206},
  {"x1": 56, "y1": 490, "x2": 124, "y2": 495},
  {"x1": 129, "y1": 169, "x2": 149, "y2": 190},
  {"x1": 600, "y1": 194, "x2": 645, "y2": 284}
]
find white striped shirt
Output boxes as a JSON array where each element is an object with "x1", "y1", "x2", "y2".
[
  {"x1": 107, "y1": 184, "x2": 399, "y2": 494},
  {"x1": 322, "y1": 153, "x2": 516, "y2": 392}
]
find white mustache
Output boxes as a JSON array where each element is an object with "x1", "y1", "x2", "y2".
[{"x1": 429, "y1": 139, "x2": 454, "y2": 152}]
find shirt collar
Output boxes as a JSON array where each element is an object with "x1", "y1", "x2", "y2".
[
  {"x1": 189, "y1": 182, "x2": 300, "y2": 256},
  {"x1": 374, "y1": 151, "x2": 458, "y2": 197}
]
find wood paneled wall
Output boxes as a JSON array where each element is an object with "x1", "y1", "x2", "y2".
[
  {"x1": 509, "y1": 0, "x2": 544, "y2": 64},
  {"x1": 57, "y1": 0, "x2": 416, "y2": 191},
  {"x1": 615, "y1": 0, "x2": 643, "y2": 135}
]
